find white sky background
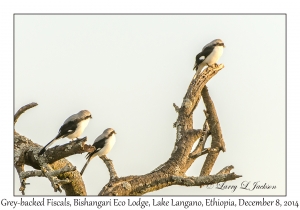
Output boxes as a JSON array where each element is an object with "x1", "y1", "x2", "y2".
[{"x1": 13, "y1": 14, "x2": 285, "y2": 196}]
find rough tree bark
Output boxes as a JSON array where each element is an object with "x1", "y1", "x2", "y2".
[{"x1": 14, "y1": 64, "x2": 242, "y2": 196}]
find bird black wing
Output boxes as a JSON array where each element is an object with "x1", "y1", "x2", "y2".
[
  {"x1": 193, "y1": 45, "x2": 215, "y2": 70},
  {"x1": 38, "y1": 120, "x2": 78, "y2": 155},
  {"x1": 55, "y1": 120, "x2": 78, "y2": 139},
  {"x1": 85, "y1": 137, "x2": 108, "y2": 159}
]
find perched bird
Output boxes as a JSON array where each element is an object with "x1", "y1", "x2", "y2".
[
  {"x1": 38, "y1": 110, "x2": 92, "y2": 155},
  {"x1": 80, "y1": 128, "x2": 116, "y2": 175},
  {"x1": 193, "y1": 39, "x2": 225, "y2": 71}
]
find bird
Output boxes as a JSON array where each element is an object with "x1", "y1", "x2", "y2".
[
  {"x1": 80, "y1": 128, "x2": 116, "y2": 175},
  {"x1": 193, "y1": 39, "x2": 225, "y2": 71},
  {"x1": 38, "y1": 110, "x2": 92, "y2": 155}
]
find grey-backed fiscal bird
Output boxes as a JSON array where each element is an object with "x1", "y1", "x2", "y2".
[
  {"x1": 38, "y1": 110, "x2": 92, "y2": 155},
  {"x1": 80, "y1": 128, "x2": 116, "y2": 175},
  {"x1": 193, "y1": 39, "x2": 225, "y2": 71}
]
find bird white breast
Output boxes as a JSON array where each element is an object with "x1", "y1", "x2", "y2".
[
  {"x1": 205, "y1": 46, "x2": 224, "y2": 65},
  {"x1": 97, "y1": 134, "x2": 116, "y2": 157},
  {"x1": 67, "y1": 118, "x2": 90, "y2": 139}
]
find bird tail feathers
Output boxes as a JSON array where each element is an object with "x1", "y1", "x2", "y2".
[
  {"x1": 193, "y1": 63, "x2": 198, "y2": 71},
  {"x1": 80, "y1": 158, "x2": 91, "y2": 175},
  {"x1": 194, "y1": 63, "x2": 206, "y2": 72},
  {"x1": 38, "y1": 138, "x2": 59, "y2": 156}
]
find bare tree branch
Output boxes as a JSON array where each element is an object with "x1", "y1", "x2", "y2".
[
  {"x1": 19, "y1": 169, "x2": 44, "y2": 179},
  {"x1": 186, "y1": 129, "x2": 203, "y2": 142},
  {"x1": 202, "y1": 86, "x2": 226, "y2": 152},
  {"x1": 189, "y1": 120, "x2": 210, "y2": 158},
  {"x1": 14, "y1": 103, "x2": 88, "y2": 195},
  {"x1": 164, "y1": 65, "x2": 225, "y2": 177},
  {"x1": 173, "y1": 103, "x2": 180, "y2": 113},
  {"x1": 14, "y1": 102, "x2": 38, "y2": 125},
  {"x1": 99, "y1": 171, "x2": 242, "y2": 196},
  {"x1": 15, "y1": 63, "x2": 241, "y2": 196},
  {"x1": 100, "y1": 155, "x2": 118, "y2": 181},
  {"x1": 217, "y1": 165, "x2": 235, "y2": 175},
  {"x1": 172, "y1": 172, "x2": 242, "y2": 186},
  {"x1": 182, "y1": 64, "x2": 224, "y2": 116},
  {"x1": 98, "y1": 64, "x2": 242, "y2": 195},
  {"x1": 200, "y1": 85, "x2": 226, "y2": 177},
  {"x1": 15, "y1": 164, "x2": 26, "y2": 195},
  {"x1": 38, "y1": 137, "x2": 94, "y2": 164},
  {"x1": 39, "y1": 163, "x2": 76, "y2": 192}
]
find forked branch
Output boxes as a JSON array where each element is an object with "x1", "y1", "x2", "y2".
[
  {"x1": 14, "y1": 62, "x2": 241, "y2": 196},
  {"x1": 98, "y1": 64, "x2": 241, "y2": 195},
  {"x1": 14, "y1": 103, "x2": 89, "y2": 195}
]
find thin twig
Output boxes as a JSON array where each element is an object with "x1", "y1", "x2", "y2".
[
  {"x1": 15, "y1": 164, "x2": 26, "y2": 195},
  {"x1": 100, "y1": 155, "x2": 118, "y2": 181},
  {"x1": 173, "y1": 103, "x2": 180, "y2": 112},
  {"x1": 14, "y1": 102, "x2": 38, "y2": 125},
  {"x1": 217, "y1": 165, "x2": 234, "y2": 175}
]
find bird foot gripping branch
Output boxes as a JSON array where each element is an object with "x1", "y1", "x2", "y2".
[
  {"x1": 193, "y1": 39, "x2": 225, "y2": 72},
  {"x1": 38, "y1": 110, "x2": 92, "y2": 155}
]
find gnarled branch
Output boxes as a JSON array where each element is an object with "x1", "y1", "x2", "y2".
[
  {"x1": 15, "y1": 62, "x2": 241, "y2": 196},
  {"x1": 98, "y1": 64, "x2": 241, "y2": 195},
  {"x1": 14, "y1": 102, "x2": 38, "y2": 125},
  {"x1": 14, "y1": 103, "x2": 88, "y2": 195},
  {"x1": 200, "y1": 85, "x2": 226, "y2": 177},
  {"x1": 100, "y1": 155, "x2": 118, "y2": 181},
  {"x1": 172, "y1": 172, "x2": 242, "y2": 186}
]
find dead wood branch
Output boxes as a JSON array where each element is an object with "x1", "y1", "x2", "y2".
[
  {"x1": 15, "y1": 62, "x2": 241, "y2": 196},
  {"x1": 98, "y1": 64, "x2": 241, "y2": 195},
  {"x1": 100, "y1": 155, "x2": 118, "y2": 181},
  {"x1": 200, "y1": 85, "x2": 226, "y2": 177},
  {"x1": 14, "y1": 103, "x2": 88, "y2": 195},
  {"x1": 14, "y1": 102, "x2": 38, "y2": 125}
]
